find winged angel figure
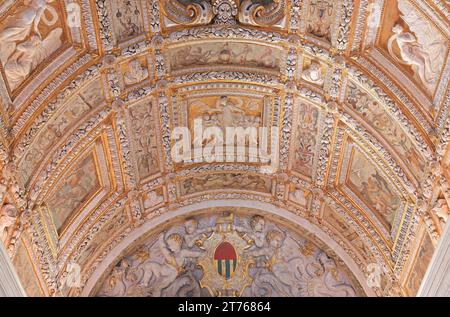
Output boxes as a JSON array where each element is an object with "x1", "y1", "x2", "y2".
[{"x1": 387, "y1": 0, "x2": 447, "y2": 94}]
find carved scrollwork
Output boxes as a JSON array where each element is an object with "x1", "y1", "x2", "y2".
[
  {"x1": 238, "y1": 0, "x2": 286, "y2": 27},
  {"x1": 161, "y1": 0, "x2": 214, "y2": 26},
  {"x1": 160, "y1": 0, "x2": 286, "y2": 27}
]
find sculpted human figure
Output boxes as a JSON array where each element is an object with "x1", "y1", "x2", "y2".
[
  {"x1": 306, "y1": 252, "x2": 356, "y2": 297},
  {"x1": 0, "y1": 204, "x2": 17, "y2": 243},
  {"x1": 0, "y1": 0, "x2": 59, "y2": 64},
  {"x1": 289, "y1": 186, "x2": 308, "y2": 206},
  {"x1": 124, "y1": 59, "x2": 148, "y2": 86},
  {"x1": 103, "y1": 259, "x2": 132, "y2": 296},
  {"x1": 247, "y1": 230, "x2": 307, "y2": 296},
  {"x1": 0, "y1": 0, "x2": 62, "y2": 89},
  {"x1": 215, "y1": 96, "x2": 245, "y2": 127},
  {"x1": 234, "y1": 215, "x2": 267, "y2": 248},
  {"x1": 247, "y1": 215, "x2": 266, "y2": 248},
  {"x1": 183, "y1": 218, "x2": 213, "y2": 248},
  {"x1": 388, "y1": 24, "x2": 437, "y2": 88},
  {"x1": 140, "y1": 233, "x2": 204, "y2": 296}
]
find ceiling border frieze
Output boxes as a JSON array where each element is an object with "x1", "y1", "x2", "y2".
[
  {"x1": 339, "y1": 112, "x2": 416, "y2": 194},
  {"x1": 350, "y1": 0, "x2": 370, "y2": 52},
  {"x1": 11, "y1": 58, "x2": 100, "y2": 140},
  {"x1": 12, "y1": 72, "x2": 103, "y2": 167},
  {"x1": 436, "y1": 91, "x2": 450, "y2": 134},
  {"x1": 335, "y1": 0, "x2": 355, "y2": 52},
  {"x1": 348, "y1": 62, "x2": 434, "y2": 153}
]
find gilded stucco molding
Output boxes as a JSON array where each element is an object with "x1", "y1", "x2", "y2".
[
  {"x1": 29, "y1": 110, "x2": 111, "y2": 206},
  {"x1": 94, "y1": 0, "x2": 114, "y2": 52},
  {"x1": 13, "y1": 67, "x2": 102, "y2": 162},
  {"x1": 1, "y1": 1, "x2": 447, "y2": 297},
  {"x1": 348, "y1": 63, "x2": 433, "y2": 154},
  {"x1": 11, "y1": 59, "x2": 99, "y2": 140},
  {"x1": 335, "y1": 0, "x2": 355, "y2": 51},
  {"x1": 350, "y1": 0, "x2": 370, "y2": 52}
]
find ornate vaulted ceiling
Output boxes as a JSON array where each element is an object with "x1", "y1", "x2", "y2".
[{"x1": 0, "y1": 0, "x2": 448, "y2": 297}]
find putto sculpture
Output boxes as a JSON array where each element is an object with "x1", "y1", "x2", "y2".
[{"x1": 98, "y1": 212, "x2": 358, "y2": 297}]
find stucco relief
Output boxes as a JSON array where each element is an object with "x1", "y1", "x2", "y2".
[
  {"x1": 0, "y1": 0, "x2": 64, "y2": 91},
  {"x1": 17, "y1": 79, "x2": 105, "y2": 187},
  {"x1": 323, "y1": 206, "x2": 373, "y2": 266},
  {"x1": 385, "y1": 0, "x2": 447, "y2": 95},
  {"x1": 169, "y1": 41, "x2": 283, "y2": 75},
  {"x1": 159, "y1": 0, "x2": 286, "y2": 28},
  {"x1": 179, "y1": 173, "x2": 273, "y2": 196},
  {"x1": 301, "y1": 60, "x2": 326, "y2": 87},
  {"x1": 0, "y1": 0, "x2": 447, "y2": 298},
  {"x1": 110, "y1": 0, "x2": 145, "y2": 43},
  {"x1": 346, "y1": 81, "x2": 425, "y2": 182},
  {"x1": 0, "y1": 204, "x2": 17, "y2": 244},
  {"x1": 290, "y1": 102, "x2": 321, "y2": 179},
  {"x1": 97, "y1": 211, "x2": 360, "y2": 297},
  {"x1": 122, "y1": 58, "x2": 149, "y2": 87}
]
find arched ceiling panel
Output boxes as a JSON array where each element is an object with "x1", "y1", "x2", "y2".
[{"x1": 0, "y1": 0, "x2": 448, "y2": 297}]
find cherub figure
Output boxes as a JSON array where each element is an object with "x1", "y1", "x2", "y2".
[
  {"x1": 140, "y1": 233, "x2": 204, "y2": 296},
  {"x1": 247, "y1": 230, "x2": 307, "y2": 296},
  {"x1": 0, "y1": 204, "x2": 17, "y2": 243},
  {"x1": 237, "y1": 215, "x2": 267, "y2": 248},
  {"x1": 183, "y1": 218, "x2": 213, "y2": 248}
]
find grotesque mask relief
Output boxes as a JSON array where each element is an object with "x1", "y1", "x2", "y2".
[
  {"x1": 212, "y1": 0, "x2": 239, "y2": 24},
  {"x1": 97, "y1": 211, "x2": 360, "y2": 297},
  {"x1": 305, "y1": 0, "x2": 335, "y2": 42},
  {"x1": 0, "y1": 0, "x2": 64, "y2": 91},
  {"x1": 386, "y1": 0, "x2": 447, "y2": 95},
  {"x1": 160, "y1": 0, "x2": 286, "y2": 28}
]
